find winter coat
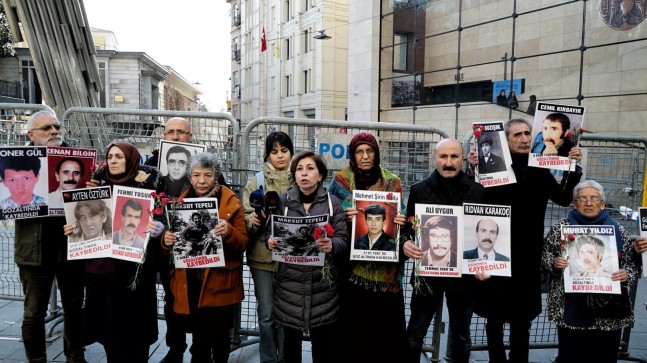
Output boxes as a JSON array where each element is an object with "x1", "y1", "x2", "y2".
[
  {"x1": 270, "y1": 184, "x2": 348, "y2": 331},
  {"x1": 542, "y1": 218, "x2": 639, "y2": 331},
  {"x1": 242, "y1": 162, "x2": 293, "y2": 271},
  {"x1": 400, "y1": 170, "x2": 485, "y2": 294},
  {"x1": 474, "y1": 152, "x2": 582, "y2": 322},
  {"x1": 171, "y1": 185, "x2": 248, "y2": 313}
]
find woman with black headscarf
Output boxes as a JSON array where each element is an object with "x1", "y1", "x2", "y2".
[
  {"x1": 328, "y1": 132, "x2": 409, "y2": 362},
  {"x1": 64, "y1": 142, "x2": 161, "y2": 363}
]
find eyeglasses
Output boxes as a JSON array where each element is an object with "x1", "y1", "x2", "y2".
[
  {"x1": 168, "y1": 159, "x2": 187, "y2": 167},
  {"x1": 428, "y1": 233, "x2": 451, "y2": 242},
  {"x1": 575, "y1": 197, "x2": 602, "y2": 204},
  {"x1": 164, "y1": 129, "x2": 190, "y2": 136},
  {"x1": 30, "y1": 124, "x2": 62, "y2": 132}
]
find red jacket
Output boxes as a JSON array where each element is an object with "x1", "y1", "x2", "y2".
[{"x1": 171, "y1": 185, "x2": 248, "y2": 313}]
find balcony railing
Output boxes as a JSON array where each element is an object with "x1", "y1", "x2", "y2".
[{"x1": 0, "y1": 80, "x2": 22, "y2": 99}]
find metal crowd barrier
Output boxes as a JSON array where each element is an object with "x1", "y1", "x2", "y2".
[
  {"x1": 0, "y1": 103, "x2": 56, "y2": 300},
  {"x1": 61, "y1": 107, "x2": 241, "y2": 191},
  {"x1": 237, "y1": 116, "x2": 450, "y2": 358},
  {"x1": 461, "y1": 131, "x2": 646, "y2": 363},
  {"x1": 1, "y1": 105, "x2": 646, "y2": 363}
]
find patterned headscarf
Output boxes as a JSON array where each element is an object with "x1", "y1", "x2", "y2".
[
  {"x1": 104, "y1": 142, "x2": 141, "y2": 185},
  {"x1": 349, "y1": 133, "x2": 382, "y2": 190}
]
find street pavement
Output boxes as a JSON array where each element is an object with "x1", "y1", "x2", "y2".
[{"x1": 0, "y1": 277, "x2": 646, "y2": 362}]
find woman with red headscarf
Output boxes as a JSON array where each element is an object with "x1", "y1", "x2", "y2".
[
  {"x1": 328, "y1": 132, "x2": 409, "y2": 362},
  {"x1": 64, "y1": 142, "x2": 161, "y2": 363}
]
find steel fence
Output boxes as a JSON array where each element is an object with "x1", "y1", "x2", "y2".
[
  {"x1": 61, "y1": 107, "x2": 241, "y2": 191},
  {"x1": 461, "y1": 132, "x2": 646, "y2": 362},
  {"x1": 1, "y1": 106, "x2": 646, "y2": 362},
  {"x1": 0, "y1": 103, "x2": 56, "y2": 300},
  {"x1": 237, "y1": 116, "x2": 450, "y2": 359}
]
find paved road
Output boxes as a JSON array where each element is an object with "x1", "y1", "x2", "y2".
[{"x1": 0, "y1": 277, "x2": 646, "y2": 362}]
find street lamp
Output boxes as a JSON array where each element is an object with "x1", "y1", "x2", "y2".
[{"x1": 313, "y1": 30, "x2": 331, "y2": 40}]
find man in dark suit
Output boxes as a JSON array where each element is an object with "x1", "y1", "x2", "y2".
[
  {"x1": 355, "y1": 203, "x2": 395, "y2": 251},
  {"x1": 477, "y1": 135, "x2": 505, "y2": 174},
  {"x1": 463, "y1": 218, "x2": 510, "y2": 261}
]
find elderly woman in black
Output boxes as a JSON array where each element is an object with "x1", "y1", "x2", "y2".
[
  {"x1": 64, "y1": 142, "x2": 162, "y2": 363},
  {"x1": 267, "y1": 150, "x2": 348, "y2": 363},
  {"x1": 541, "y1": 180, "x2": 643, "y2": 363}
]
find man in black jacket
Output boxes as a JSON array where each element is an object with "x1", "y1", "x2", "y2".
[
  {"x1": 14, "y1": 111, "x2": 86, "y2": 363},
  {"x1": 469, "y1": 118, "x2": 582, "y2": 363},
  {"x1": 146, "y1": 117, "x2": 193, "y2": 363},
  {"x1": 146, "y1": 117, "x2": 232, "y2": 363},
  {"x1": 402, "y1": 138, "x2": 486, "y2": 363}
]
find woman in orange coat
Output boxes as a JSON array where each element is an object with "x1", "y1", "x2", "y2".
[{"x1": 161, "y1": 152, "x2": 248, "y2": 363}]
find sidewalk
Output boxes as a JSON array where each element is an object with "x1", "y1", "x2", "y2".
[{"x1": 1, "y1": 277, "x2": 646, "y2": 362}]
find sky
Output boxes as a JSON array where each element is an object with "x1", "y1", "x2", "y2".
[{"x1": 83, "y1": 0, "x2": 232, "y2": 112}]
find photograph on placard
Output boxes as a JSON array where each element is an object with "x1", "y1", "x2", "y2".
[
  {"x1": 0, "y1": 146, "x2": 49, "y2": 220},
  {"x1": 413, "y1": 203, "x2": 463, "y2": 278},
  {"x1": 529, "y1": 102, "x2": 585, "y2": 171},
  {"x1": 63, "y1": 186, "x2": 113, "y2": 260},
  {"x1": 461, "y1": 203, "x2": 512, "y2": 277},
  {"x1": 562, "y1": 225, "x2": 621, "y2": 294},
  {"x1": 157, "y1": 140, "x2": 206, "y2": 196},
  {"x1": 47, "y1": 146, "x2": 97, "y2": 215},
  {"x1": 473, "y1": 121, "x2": 516, "y2": 188},
  {"x1": 167, "y1": 197, "x2": 225, "y2": 268},
  {"x1": 111, "y1": 186, "x2": 154, "y2": 263},
  {"x1": 271, "y1": 214, "x2": 328, "y2": 266},
  {"x1": 350, "y1": 190, "x2": 401, "y2": 262}
]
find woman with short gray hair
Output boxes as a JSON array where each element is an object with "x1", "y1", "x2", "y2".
[{"x1": 161, "y1": 152, "x2": 248, "y2": 363}]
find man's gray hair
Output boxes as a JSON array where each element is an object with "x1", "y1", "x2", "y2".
[
  {"x1": 573, "y1": 180, "x2": 606, "y2": 203},
  {"x1": 504, "y1": 118, "x2": 532, "y2": 138},
  {"x1": 26, "y1": 110, "x2": 57, "y2": 130},
  {"x1": 188, "y1": 152, "x2": 221, "y2": 178}
]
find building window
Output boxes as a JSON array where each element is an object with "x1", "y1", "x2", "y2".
[
  {"x1": 232, "y1": 4, "x2": 241, "y2": 26},
  {"x1": 303, "y1": 69, "x2": 310, "y2": 93},
  {"x1": 21, "y1": 60, "x2": 42, "y2": 104},
  {"x1": 285, "y1": 37, "x2": 291, "y2": 60},
  {"x1": 97, "y1": 61, "x2": 106, "y2": 107},
  {"x1": 393, "y1": 33, "x2": 408, "y2": 71},
  {"x1": 284, "y1": 0, "x2": 291, "y2": 22},
  {"x1": 270, "y1": 76, "x2": 276, "y2": 98},
  {"x1": 285, "y1": 75, "x2": 291, "y2": 97},
  {"x1": 232, "y1": 71, "x2": 240, "y2": 98},
  {"x1": 303, "y1": 29, "x2": 310, "y2": 53}
]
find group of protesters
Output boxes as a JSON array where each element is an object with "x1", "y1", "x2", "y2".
[{"x1": 11, "y1": 110, "x2": 647, "y2": 363}]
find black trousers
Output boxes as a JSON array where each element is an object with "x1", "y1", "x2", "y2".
[
  {"x1": 18, "y1": 261, "x2": 86, "y2": 363},
  {"x1": 283, "y1": 322, "x2": 339, "y2": 363}
]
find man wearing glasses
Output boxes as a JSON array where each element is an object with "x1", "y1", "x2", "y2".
[
  {"x1": 14, "y1": 111, "x2": 87, "y2": 363},
  {"x1": 401, "y1": 138, "x2": 486, "y2": 363},
  {"x1": 146, "y1": 117, "x2": 193, "y2": 171}
]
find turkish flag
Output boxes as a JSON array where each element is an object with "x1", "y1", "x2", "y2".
[{"x1": 261, "y1": 27, "x2": 267, "y2": 53}]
